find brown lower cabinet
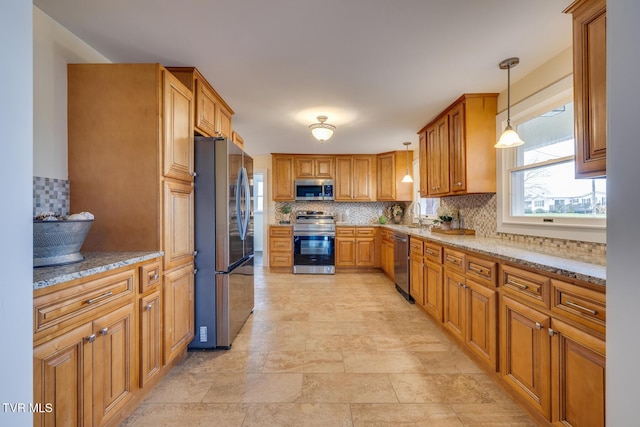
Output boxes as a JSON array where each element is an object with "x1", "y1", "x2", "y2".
[
  {"x1": 335, "y1": 227, "x2": 376, "y2": 268},
  {"x1": 395, "y1": 232, "x2": 606, "y2": 426},
  {"x1": 33, "y1": 257, "x2": 188, "y2": 427}
]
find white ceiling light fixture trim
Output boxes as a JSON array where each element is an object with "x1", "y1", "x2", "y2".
[
  {"x1": 309, "y1": 115, "x2": 336, "y2": 142},
  {"x1": 495, "y1": 57, "x2": 524, "y2": 149},
  {"x1": 401, "y1": 141, "x2": 414, "y2": 183}
]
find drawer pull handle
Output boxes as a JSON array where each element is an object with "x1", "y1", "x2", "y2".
[
  {"x1": 469, "y1": 265, "x2": 486, "y2": 275},
  {"x1": 100, "y1": 327, "x2": 109, "y2": 336},
  {"x1": 507, "y1": 280, "x2": 528, "y2": 290},
  {"x1": 425, "y1": 249, "x2": 436, "y2": 256},
  {"x1": 86, "y1": 291, "x2": 113, "y2": 304},
  {"x1": 446, "y1": 256, "x2": 460, "y2": 264},
  {"x1": 86, "y1": 334, "x2": 96, "y2": 343},
  {"x1": 565, "y1": 300, "x2": 598, "y2": 315}
]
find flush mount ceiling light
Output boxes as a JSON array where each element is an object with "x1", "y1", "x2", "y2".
[
  {"x1": 401, "y1": 141, "x2": 414, "y2": 183},
  {"x1": 309, "y1": 115, "x2": 336, "y2": 142},
  {"x1": 495, "y1": 57, "x2": 524, "y2": 149}
]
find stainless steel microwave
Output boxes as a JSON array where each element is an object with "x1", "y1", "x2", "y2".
[{"x1": 294, "y1": 179, "x2": 334, "y2": 201}]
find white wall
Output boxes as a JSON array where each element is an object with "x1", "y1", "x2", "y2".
[
  {"x1": 33, "y1": 6, "x2": 110, "y2": 179},
  {"x1": 607, "y1": 0, "x2": 640, "y2": 423},
  {"x1": 0, "y1": 2, "x2": 33, "y2": 425}
]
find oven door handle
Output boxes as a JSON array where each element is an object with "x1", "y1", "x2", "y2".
[{"x1": 294, "y1": 232, "x2": 336, "y2": 237}]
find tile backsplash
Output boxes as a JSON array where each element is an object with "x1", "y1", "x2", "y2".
[
  {"x1": 277, "y1": 194, "x2": 606, "y2": 265},
  {"x1": 33, "y1": 176, "x2": 70, "y2": 217}
]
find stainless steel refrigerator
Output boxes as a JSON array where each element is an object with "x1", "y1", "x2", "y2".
[{"x1": 190, "y1": 136, "x2": 254, "y2": 349}]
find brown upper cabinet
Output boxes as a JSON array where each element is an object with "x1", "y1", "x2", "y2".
[
  {"x1": 376, "y1": 151, "x2": 414, "y2": 201},
  {"x1": 167, "y1": 67, "x2": 234, "y2": 139},
  {"x1": 272, "y1": 154, "x2": 295, "y2": 201},
  {"x1": 418, "y1": 93, "x2": 498, "y2": 197},
  {"x1": 335, "y1": 155, "x2": 376, "y2": 201},
  {"x1": 294, "y1": 156, "x2": 335, "y2": 179},
  {"x1": 232, "y1": 131, "x2": 245, "y2": 149},
  {"x1": 565, "y1": 0, "x2": 607, "y2": 178}
]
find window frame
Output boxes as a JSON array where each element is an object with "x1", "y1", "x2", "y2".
[{"x1": 496, "y1": 75, "x2": 606, "y2": 244}]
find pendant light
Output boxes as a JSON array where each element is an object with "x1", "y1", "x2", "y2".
[
  {"x1": 495, "y1": 57, "x2": 524, "y2": 148},
  {"x1": 401, "y1": 141, "x2": 413, "y2": 183},
  {"x1": 309, "y1": 115, "x2": 336, "y2": 142}
]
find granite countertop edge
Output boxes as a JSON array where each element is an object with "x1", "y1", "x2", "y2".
[{"x1": 33, "y1": 251, "x2": 164, "y2": 291}]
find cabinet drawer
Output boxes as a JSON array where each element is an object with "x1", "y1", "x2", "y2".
[
  {"x1": 356, "y1": 227, "x2": 376, "y2": 238},
  {"x1": 336, "y1": 227, "x2": 355, "y2": 237},
  {"x1": 381, "y1": 229, "x2": 394, "y2": 243},
  {"x1": 423, "y1": 242, "x2": 442, "y2": 263},
  {"x1": 140, "y1": 261, "x2": 162, "y2": 294},
  {"x1": 409, "y1": 237, "x2": 424, "y2": 256},
  {"x1": 270, "y1": 226, "x2": 292, "y2": 237},
  {"x1": 271, "y1": 238, "x2": 293, "y2": 252},
  {"x1": 465, "y1": 256, "x2": 497, "y2": 288},
  {"x1": 551, "y1": 279, "x2": 606, "y2": 333},
  {"x1": 443, "y1": 248, "x2": 465, "y2": 271},
  {"x1": 270, "y1": 252, "x2": 293, "y2": 267},
  {"x1": 34, "y1": 269, "x2": 135, "y2": 336},
  {"x1": 501, "y1": 264, "x2": 550, "y2": 309}
]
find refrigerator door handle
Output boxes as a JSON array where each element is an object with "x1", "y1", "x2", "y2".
[
  {"x1": 242, "y1": 166, "x2": 251, "y2": 239},
  {"x1": 235, "y1": 167, "x2": 245, "y2": 241}
]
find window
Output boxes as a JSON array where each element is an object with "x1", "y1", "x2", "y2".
[
  {"x1": 255, "y1": 178, "x2": 264, "y2": 213},
  {"x1": 497, "y1": 78, "x2": 606, "y2": 243}
]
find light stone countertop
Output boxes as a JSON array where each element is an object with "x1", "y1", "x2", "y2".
[
  {"x1": 33, "y1": 251, "x2": 164, "y2": 291},
  {"x1": 382, "y1": 225, "x2": 606, "y2": 287}
]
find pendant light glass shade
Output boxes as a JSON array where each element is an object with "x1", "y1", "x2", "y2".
[
  {"x1": 309, "y1": 115, "x2": 336, "y2": 142},
  {"x1": 401, "y1": 141, "x2": 413, "y2": 183},
  {"x1": 495, "y1": 57, "x2": 524, "y2": 149}
]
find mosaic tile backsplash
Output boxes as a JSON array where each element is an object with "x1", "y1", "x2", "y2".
[
  {"x1": 276, "y1": 193, "x2": 606, "y2": 265},
  {"x1": 33, "y1": 176, "x2": 70, "y2": 218}
]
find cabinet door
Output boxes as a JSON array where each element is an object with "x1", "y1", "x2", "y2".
[
  {"x1": 424, "y1": 260, "x2": 443, "y2": 322},
  {"x1": 427, "y1": 116, "x2": 450, "y2": 196},
  {"x1": 501, "y1": 296, "x2": 551, "y2": 419},
  {"x1": 569, "y1": 0, "x2": 607, "y2": 178},
  {"x1": 335, "y1": 238, "x2": 356, "y2": 266},
  {"x1": 272, "y1": 156, "x2": 295, "y2": 201},
  {"x1": 164, "y1": 263, "x2": 195, "y2": 364},
  {"x1": 409, "y1": 253, "x2": 424, "y2": 305},
  {"x1": 315, "y1": 157, "x2": 335, "y2": 178},
  {"x1": 140, "y1": 291, "x2": 162, "y2": 388},
  {"x1": 353, "y1": 156, "x2": 375, "y2": 200},
  {"x1": 443, "y1": 268, "x2": 465, "y2": 341},
  {"x1": 550, "y1": 319, "x2": 605, "y2": 427},
  {"x1": 33, "y1": 323, "x2": 93, "y2": 427},
  {"x1": 295, "y1": 157, "x2": 315, "y2": 179},
  {"x1": 465, "y1": 279, "x2": 497, "y2": 370},
  {"x1": 195, "y1": 77, "x2": 217, "y2": 137},
  {"x1": 335, "y1": 156, "x2": 353, "y2": 200},
  {"x1": 218, "y1": 103, "x2": 233, "y2": 139},
  {"x1": 92, "y1": 303, "x2": 136, "y2": 427},
  {"x1": 163, "y1": 71, "x2": 194, "y2": 182},
  {"x1": 376, "y1": 152, "x2": 396, "y2": 201},
  {"x1": 418, "y1": 131, "x2": 428, "y2": 196},
  {"x1": 448, "y1": 103, "x2": 467, "y2": 193},
  {"x1": 163, "y1": 180, "x2": 195, "y2": 271},
  {"x1": 356, "y1": 238, "x2": 376, "y2": 267}
]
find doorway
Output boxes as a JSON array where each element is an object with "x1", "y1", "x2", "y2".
[{"x1": 253, "y1": 171, "x2": 265, "y2": 266}]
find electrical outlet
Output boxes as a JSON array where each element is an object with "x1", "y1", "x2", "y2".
[{"x1": 199, "y1": 326, "x2": 208, "y2": 342}]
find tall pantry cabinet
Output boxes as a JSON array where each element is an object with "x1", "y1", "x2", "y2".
[{"x1": 67, "y1": 64, "x2": 195, "y2": 367}]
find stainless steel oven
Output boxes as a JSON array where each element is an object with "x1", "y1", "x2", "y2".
[{"x1": 293, "y1": 211, "x2": 335, "y2": 274}]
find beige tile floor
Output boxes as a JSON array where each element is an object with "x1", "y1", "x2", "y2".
[{"x1": 122, "y1": 269, "x2": 539, "y2": 426}]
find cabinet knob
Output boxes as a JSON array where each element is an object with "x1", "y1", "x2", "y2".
[
  {"x1": 194, "y1": 250, "x2": 198, "y2": 257},
  {"x1": 86, "y1": 334, "x2": 96, "y2": 343},
  {"x1": 535, "y1": 322, "x2": 542, "y2": 330},
  {"x1": 146, "y1": 303, "x2": 153, "y2": 311},
  {"x1": 153, "y1": 274, "x2": 159, "y2": 281},
  {"x1": 192, "y1": 171, "x2": 197, "y2": 177},
  {"x1": 100, "y1": 327, "x2": 109, "y2": 336},
  {"x1": 456, "y1": 181, "x2": 462, "y2": 186},
  {"x1": 548, "y1": 328, "x2": 556, "y2": 337}
]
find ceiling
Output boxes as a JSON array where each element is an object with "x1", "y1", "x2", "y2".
[{"x1": 34, "y1": 0, "x2": 574, "y2": 156}]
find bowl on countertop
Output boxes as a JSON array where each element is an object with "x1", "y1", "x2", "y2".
[{"x1": 33, "y1": 219, "x2": 94, "y2": 268}]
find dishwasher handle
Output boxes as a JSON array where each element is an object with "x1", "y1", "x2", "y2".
[{"x1": 392, "y1": 234, "x2": 408, "y2": 243}]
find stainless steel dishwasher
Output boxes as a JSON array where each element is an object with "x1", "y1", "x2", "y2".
[{"x1": 393, "y1": 231, "x2": 413, "y2": 303}]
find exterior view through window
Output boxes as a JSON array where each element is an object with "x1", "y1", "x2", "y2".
[{"x1": 509, "y1": 101, "x2": 607, "y2": 219}]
